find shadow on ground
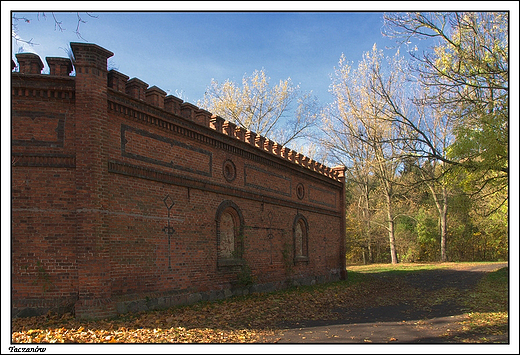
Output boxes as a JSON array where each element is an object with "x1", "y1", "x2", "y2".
[{"x1": 265, "y1": 263, "x2": 508, "y2": 344}]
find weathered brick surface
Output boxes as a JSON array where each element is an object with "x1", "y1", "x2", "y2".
[{"x1": 11, "y1": 43, "x2": 347, "y2": 320}]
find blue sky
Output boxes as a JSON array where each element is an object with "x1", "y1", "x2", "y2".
[
  {"x1": 9, "y1": 10, "x2": 400, "y2": 106},
  {"x1": 7, "y1": 3, "x2": 518, "y2": 106}
]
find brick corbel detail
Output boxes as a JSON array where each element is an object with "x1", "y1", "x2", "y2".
[
  {"x1": 255, "y1": 135, "x2": 266, "y2": 149},
  {"x1": 235, "y1": 126, "x2": 246, "y2": 141},
  {"x1": 222, "y1": 121, "x2": 237, "y2": 138}
]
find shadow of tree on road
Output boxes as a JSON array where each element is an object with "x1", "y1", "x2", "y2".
[{"x1": 272, "y1": 266, "x2": 508, "y2": 344}]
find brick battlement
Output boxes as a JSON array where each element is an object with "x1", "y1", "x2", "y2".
[{"x1": 12, "y1": 46, "x2": 344, "y2": 182}]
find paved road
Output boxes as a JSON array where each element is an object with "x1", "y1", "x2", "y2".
[{"x1": 266, "y1": 262, "x2": 508, "y2": 343}]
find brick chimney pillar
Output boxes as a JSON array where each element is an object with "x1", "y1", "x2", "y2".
[{"x1": 70, "y1": 42, "x2": 115, "y2": 320}]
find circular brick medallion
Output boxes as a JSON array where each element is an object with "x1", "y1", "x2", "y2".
[
  {"x1": 296, "y1": 183, "x2": 305, "y2": 200},
  {"x1": 223, "y1": 159, "x2": 237, "y2": 182}
]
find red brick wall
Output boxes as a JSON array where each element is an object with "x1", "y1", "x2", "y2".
[
  {"x1": 11, "y1": 43, "x2": 346, "y2": 319},
  {"x1": 11, "y1": 65, "x2": 78, "y2": 317}
]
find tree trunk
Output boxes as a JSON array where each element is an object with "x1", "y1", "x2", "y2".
[
  {"x1": 364, "y1": 187, "x2": 373, "y2": 264},
  {"x1": 388, "y1": 218, "x2": 398, "y2": 264},
  {"x1": 367, "y1": 238, "x2": 373, "y2": 264},
  {"x1": 425, "y1": 175, "x2": 449, "y2": 263},
  {"x1": 386, "y1": 192, "x2": 398, "y2": 264},
  {"x1": 439, "y1": 185, "x2": 448, "y2": 262}
]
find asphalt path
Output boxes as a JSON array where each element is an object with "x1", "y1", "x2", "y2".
[{"x1": 265, "y1": 262, "x2": 508, "y2": 344}]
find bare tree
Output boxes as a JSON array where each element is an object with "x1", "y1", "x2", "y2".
[
  {"x1": 322, "y1": 102, "x2": 377, "y2": 263},
  {"x1": 199, "y1": 68, "x2": 320, "y2": 149},
  {"x1": 323, "y1": 45, "x2": 411, "y2": 264},
  {"x1": 12, "y1": 12, "x2": 98, "y2": 50}
]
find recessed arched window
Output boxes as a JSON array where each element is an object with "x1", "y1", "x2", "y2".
[
  {"x1": 216, "y1": 200, "x2": 245, "y2": 267},
  {"x1": 293, "y1": 214, "x2": 309, "y2": 263}
]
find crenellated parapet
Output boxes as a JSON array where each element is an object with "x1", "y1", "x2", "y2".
[{"x1": 12, "y1": 43, "x2": 344, "y2": 182}]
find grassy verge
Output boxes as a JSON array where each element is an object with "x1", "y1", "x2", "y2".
[
  {"x1": 346, "y1": 261, "x2": 505, "y2": 274},
  {"x1": 347, "y1": 262, "x2": 454, "y2": 273},
  {"x1": 455, "y1": 267, "x2": 509, "y2": 343}
]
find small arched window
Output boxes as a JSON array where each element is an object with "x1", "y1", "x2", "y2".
[
  {"x1": 293, "y1": 214, "x2": 309, "y2": 263},
  {"x1": 216, "y1": 200, "x2": 245, "y2": 267}
]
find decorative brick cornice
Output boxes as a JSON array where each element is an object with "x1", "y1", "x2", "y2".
[
  {"x1": 107, "y1": 95, "x2": 343, "y2": 188},
  {"x1": 108, "y1": 159, "x2": 341, "y2": 217}
]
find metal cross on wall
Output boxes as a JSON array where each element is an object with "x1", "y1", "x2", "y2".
[
  {"x1": 323, "y1": 236, "x2": 327, "y2": 270},
  {"x1": 162, "y1": 194, "x2": 175, "y2": 271},
  {"x1": 267, "y1": 211, "x2": 274, "y2": 265}
]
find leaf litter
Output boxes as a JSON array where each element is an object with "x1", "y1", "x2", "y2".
[
  {"x1": 12, "y1": 276, "x2": 395, "y2": 343},
  {"x1": 12, "y1": 264, "x2": 508, "y2": 343}
]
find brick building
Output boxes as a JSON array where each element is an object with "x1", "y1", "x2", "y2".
[{"x1": 11, "y1": 42, "x2": 346, "y2": 319}]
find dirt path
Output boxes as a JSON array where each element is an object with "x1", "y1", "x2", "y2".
[{"x1": 264, "y1": 262, "x2": 508, "y2": 343}]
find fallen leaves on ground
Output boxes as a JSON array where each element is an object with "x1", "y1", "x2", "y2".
[
  {"x1": 12, "y1": 264, "x2": 508, "y2": 344},
  {"x1": 12, "y1": 276, "x2": 399, "y2": 344}
]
